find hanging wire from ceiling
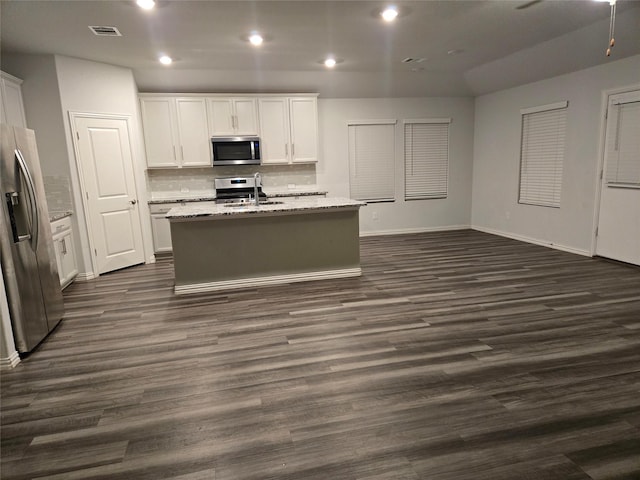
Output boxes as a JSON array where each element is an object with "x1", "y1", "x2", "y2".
[{"x1": 606, "y1": 0, "x2": 617, "y2": 57}]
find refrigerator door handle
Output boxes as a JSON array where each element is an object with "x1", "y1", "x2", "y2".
[{"x1": 15, "y1": 149, "x2": 39, "y2": 250}]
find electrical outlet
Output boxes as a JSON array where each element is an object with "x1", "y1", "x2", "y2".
[
  {"x1": 372, "y1": 211, "x2": 378, "y2": 221},
  {"x1": 287, "y1": 184, "x2": 296, "y2": 190},
  {"x1": 505, "y1": 211, "x2": 511, "y2": 220},
  {"x1": 180, "y1": 187, "x2": 189, "y2": 193}
]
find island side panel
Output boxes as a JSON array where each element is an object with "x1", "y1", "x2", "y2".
[{"x1": 170, "y1": 209, "x2": 360, "y2": 287}]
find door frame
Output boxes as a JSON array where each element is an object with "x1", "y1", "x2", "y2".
[
  {"x1": 590, "y1": 83, "x2": 640, "y2": 257},
  {"x1": 68, "y1": 111, "x2": 154, "y2": 278}
]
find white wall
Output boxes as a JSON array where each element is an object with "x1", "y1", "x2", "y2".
[
  {"x1": 0, "y1": 265, "x2": 20, "y2": 369},
  {"x1": 317, "y1": 97, "x2": 475, "y2": 235},
  {"x1": 471, "y1": 54, "x2": 640, "y2": 255},
  {"x1": 3, "y1": 54, "x2": 154, "y2": 276},
  {"x1": 54, "y1": 55, "x2": 154, "y2": 274},
  {"x1": 1, "y1": 55, "x2": 68, "y2": 179}
]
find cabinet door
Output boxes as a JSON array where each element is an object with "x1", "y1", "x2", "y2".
[
  {"x1": 140, "y1": 98, "x2": 180, "y2": 168},
  {"x1": 289, "y1": 97, "x2": 318, "y2": 163},
  {"x1": 151, "y1": 213, "x2": 173, "y2": 252},
  {"x1": 258, "y1": 98, "x2": 290, "y2": 164},
  {"x1": 207, "y1": 98, "x2": 235, "y2": 136},
  {"x1": 233, "y1": 98, "x2": 259, "y2": 135},
  {"x1": 52, "y1": 236, "x2": 65, "y2": 284},
  {"x1": 1, "y1": 75, "x2": 27, "y2": 128},
  {"x1": 176, "y1": 98, "x2": 210, "y2": 167},
  {"x1": 59, "y1": 232, "x2": 78, "y2": 288}
]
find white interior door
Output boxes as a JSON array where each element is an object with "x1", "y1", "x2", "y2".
[
  {"x1": 596, "y1": 89, "x2": 640, "y2": 266},
  {"x1": 73, "y1": 116, "x2": 145, "y2": 274}
]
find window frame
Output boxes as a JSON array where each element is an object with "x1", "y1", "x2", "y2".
[
  {"x1": 347, "y1": 119, "x2": 397, "y2": 203},
  {"x1": 518, "y1": 101, "x2": 568, "y2": 208},
  {"x1": 403, "y1": 118, "x2": 451, "y2": 201}
]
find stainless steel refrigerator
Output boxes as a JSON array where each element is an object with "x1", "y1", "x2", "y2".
[{"x1": 1, "y1": 124, "x2": 64, "y2": 353}]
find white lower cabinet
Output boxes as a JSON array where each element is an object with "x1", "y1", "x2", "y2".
[
  {"x1": 150, "y1": 203, "x2": 181, "y2": 253},
  {"x1": 50, "y1": 216, "x2": 78, "y2": 289}
]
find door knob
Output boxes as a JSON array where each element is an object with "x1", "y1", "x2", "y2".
[{"x1": 130, "y1": 199, "x2": 137, "y2": 205}]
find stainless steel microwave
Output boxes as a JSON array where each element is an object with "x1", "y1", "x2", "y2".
[{"x1": 211, "y1": 136, "x2": 261, "y2": 166}]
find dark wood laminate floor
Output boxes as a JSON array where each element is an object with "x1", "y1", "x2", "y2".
[{"x1": 2, "y1": 230, "x2": 640, "y2": 480}]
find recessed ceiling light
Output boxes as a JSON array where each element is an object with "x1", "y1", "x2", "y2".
[
  {"x1": 136, "y1": 0, "x2": 155, "y2": 10},
  {"x1": 319, "y1": 57, "x2": 343, "y2": 68},
  {"x1": 159, "y1": 55, "x2": 172, "y2": 65},
  {"x1": 372, "y1": 6, "x2": 410, "y2": 22},
  {"x1": 249, "y1": 33, "x2": 264, "y2": 46},
  {"x1": 381, "y1": 6, "x2": 399, "y2": 22}
]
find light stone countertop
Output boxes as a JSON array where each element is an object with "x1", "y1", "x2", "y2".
[
  {"x1": 49, "y1": 210, "x2": 73, "y2": 222},
  {"x1": 263, "y1": 189, "x2": 328, "y2": 197},
  {"x1": 166, "y1": 197, "x2": 365, "y2": 220},
  {"x1": 148, "y1": 188, "x2": 326, "y2": 204},
  {"x1": 148, "y1": 195, "x2": 217, "y2": 204}
]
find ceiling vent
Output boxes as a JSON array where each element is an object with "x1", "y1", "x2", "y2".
[
  {"x1": 89, "y1": 26, "x2": 122, "y2": 37},
  {"x1": 402, "y1": 57, "x2": 425, "y2": 64}
]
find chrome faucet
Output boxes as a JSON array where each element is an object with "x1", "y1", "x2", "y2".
[{"x1": 253, "y1": 172, "x2": 261, "y2": 206}]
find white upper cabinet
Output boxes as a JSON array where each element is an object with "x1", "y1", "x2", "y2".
[
  {"x1": 140, "y1": 96, "x2": 210, "y2": 168},
  {"x1": 175, "y1": 98, "x2": 210, "y2": 167},
  {"x1": 258, "y1": 96, "x2": 318, "y2": 165},
  {"x1": 1, "y1": 71, "x2": 27, "y2": 128},
  {"x1": 289, "y1": 97, "x2": 318, "y2": 164},
  {"x1": 258, "y1": 98, "x2": 290, "y2": 164},
  {"x1": 140, "y1": 93, "x2": 317, "y2": 168},
  {"x1": 208, "y1": 97, "x2": 258, "y2": 136}
]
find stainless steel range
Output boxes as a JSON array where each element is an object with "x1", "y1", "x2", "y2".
[{"x1": 214, "y1": 175, "x2": 267, "y2": 205}]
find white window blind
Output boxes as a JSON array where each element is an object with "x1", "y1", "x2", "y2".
[
  {"x1": 404, "y1": 119, "x2": 450, "y2": 200},
  {"x1": 348, "y1": 120, "x2": 396, "y2": 202},
  {"x1": 519, "y1": 101, "x2": 568, "y2": 208},
  {"x1": 605, "y1": 99, "x2": 640, "y2": 187}
]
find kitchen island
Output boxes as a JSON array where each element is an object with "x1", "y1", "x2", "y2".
[{"x1": 166, "y1": 197, "x2": 365, "y2": 294}]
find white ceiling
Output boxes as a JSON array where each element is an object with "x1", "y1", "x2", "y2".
[{"x1": 1, "y1": 0, "x2": 639, "y2": 97}]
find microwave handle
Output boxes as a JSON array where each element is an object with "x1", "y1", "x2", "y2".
[{"x1": 250, "y1": 141, "x2": 256, "y2": 159}]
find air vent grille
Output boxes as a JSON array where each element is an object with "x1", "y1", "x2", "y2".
[
  {"x1": 402, "y1": 57, "x2": 425, "y2": 64},
  {"x1": 89, "y1": 26, "x2": 122, "y2": 37}
]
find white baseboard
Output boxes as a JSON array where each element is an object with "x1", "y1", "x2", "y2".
[
  {"x1": 360, "y1": 224, "x2": 470, "y2": 237},
  {"x1": 472, "y1": 225, "x2": 591, "y2": 257},
  {"x1": 0, "y1": 351, "x2": 21, "y2": 370},
  {"x1": 175, "y1": 267, "x2": 362, "y2": 295},
  {"x1": 75, "y1": 272, "x2": 96, "y2": 281}
]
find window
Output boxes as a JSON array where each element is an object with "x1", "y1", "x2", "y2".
[
  {"x1": 605, "y1": 96, "x2": 640, "y2": 186},
  {"x1": 348, "y1": 120, "x2": 396, "y2": 202},
  {"x1": 404, "y1": 119, "x2": 450, "y2": 200},
  {"x1": 519, "y1": 101, "x2": 568, "y2": 208}
]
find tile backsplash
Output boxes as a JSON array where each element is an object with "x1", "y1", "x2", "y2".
[
  {"x1": 43, "y1": 175, "x2": 73, "y2": 213},
  {"x1": 147, "y1": 164, "x2": 317, "y2": 199}
]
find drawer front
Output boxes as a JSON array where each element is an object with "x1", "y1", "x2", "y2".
[
  {"x1": 50, "y1": 216, "x2": 72, "y2": 236},
  {"x1": 149, "y1": 202, "x2": 182, "y2": 214}
]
